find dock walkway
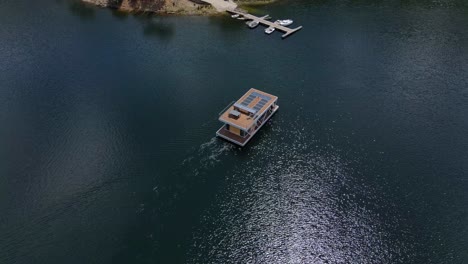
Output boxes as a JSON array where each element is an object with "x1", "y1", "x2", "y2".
[{"x1": 227, "y1": 10, "x2": 303, "y2": 39}]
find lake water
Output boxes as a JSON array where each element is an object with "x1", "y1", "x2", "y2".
[{"x1": 1, "y1": 0, "x2": 468, "y2": 263}]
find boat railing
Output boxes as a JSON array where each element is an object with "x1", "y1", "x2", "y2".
[{"x1": 218, "y1": 101, "x2": 235, "y2": 116}]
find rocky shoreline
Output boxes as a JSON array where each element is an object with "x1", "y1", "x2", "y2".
[{"x1": 81, "y1": 0, "x2": 276, "y2": 15}]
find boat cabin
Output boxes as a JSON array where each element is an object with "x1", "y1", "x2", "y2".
[{"x1": 216, "y1": 88, "x2": 279, "y2": 146}]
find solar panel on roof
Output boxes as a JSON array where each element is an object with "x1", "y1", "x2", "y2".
[
  {"x1": 251, "y1": 92, "x2": 271, "y2": 101},
  {"x1": 234, "y1": 103, "x2": 257, "y2": 114},
  {"x1": 251, "y1": 98, "x2": 269, "y2": 112},
  {"x1": 237, "y1": 92, "x2": 273, "y2": 114},
  {"x1": 240, "y1": 94, "x2": 256, "y2": 106}
]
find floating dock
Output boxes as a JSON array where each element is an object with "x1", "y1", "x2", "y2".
[
  {"x1": 227, "y1": 10, "x2": 303, "y2": 39},
  {"x1": 216, "y1": 88, "x2": 279, "y2": 146}
]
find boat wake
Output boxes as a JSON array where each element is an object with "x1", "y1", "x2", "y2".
[{"x1": 182, "y1": 137, "x2": 235, "y2": 175}]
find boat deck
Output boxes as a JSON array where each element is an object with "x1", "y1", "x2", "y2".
[
  {"x1": 217, "y1": 104, "x2": 279, "y2": 146},
  {"x1": 219, "y1": 88, "x2": 278, "y2": 130}
]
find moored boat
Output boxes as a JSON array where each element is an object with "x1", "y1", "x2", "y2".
[
  {"x1": 246, "y1": 20, "x2": 259, "y2": 29},
  {"x1": 265, "y1": 27, "x2": 275, "y2": 34},
  {"x1": 275, "y1": 19, "x2": 293, "y2": 26}
]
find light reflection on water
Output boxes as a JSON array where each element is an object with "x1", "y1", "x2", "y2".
[{"x1": 188, "y1": 118, "x2": 408, "y2": 263}]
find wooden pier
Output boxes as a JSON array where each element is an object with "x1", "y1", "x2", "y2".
[{"x1": 227, "y1": 10, "x2": 303, "y2": 39}]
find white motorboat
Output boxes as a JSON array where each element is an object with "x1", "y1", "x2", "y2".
[
  {"x1": 231, "y1": 14, "x2": 240, "y2": 18},
  {"x1": 275, "y1": 19, "x2": 293, "y2": 26},
  {"x1": 247, "y1": 20, "x2": 259, "y2": 29},
  {"x1": 265, "y1": 27, "x2": 275, "y2": 34}
]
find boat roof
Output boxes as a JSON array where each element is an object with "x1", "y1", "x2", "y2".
[{"x1": 219, "y1": 88, "x2": 278, "y2": 130}]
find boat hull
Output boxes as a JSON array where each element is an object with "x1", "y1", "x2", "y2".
[
  {"x1": 216, "y1": 105, "x2": 279, "y2": 147},
  {"x1": 246, "y1": 21, "x2": 259, "y2": 28},
  {"x1": 265, "y1": 27, "x2": 275, "y2": 34}
]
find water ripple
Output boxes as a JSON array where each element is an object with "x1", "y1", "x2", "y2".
[{"x1": 187, "y1": 118, "x2": 410, "y2": 263}]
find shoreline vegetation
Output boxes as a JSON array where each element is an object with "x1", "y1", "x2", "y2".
[{"x1": 81, "y1": 0, "x2": 277, "y2": 15}]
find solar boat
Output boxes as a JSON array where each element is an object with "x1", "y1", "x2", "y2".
[{"x1": 217, "y1": 88, "x2": 279, "y2": 146}]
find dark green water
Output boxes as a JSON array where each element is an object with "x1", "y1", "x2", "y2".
[{"x1": 1, "y1": 0, "x2": 468, "y2": 263}]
